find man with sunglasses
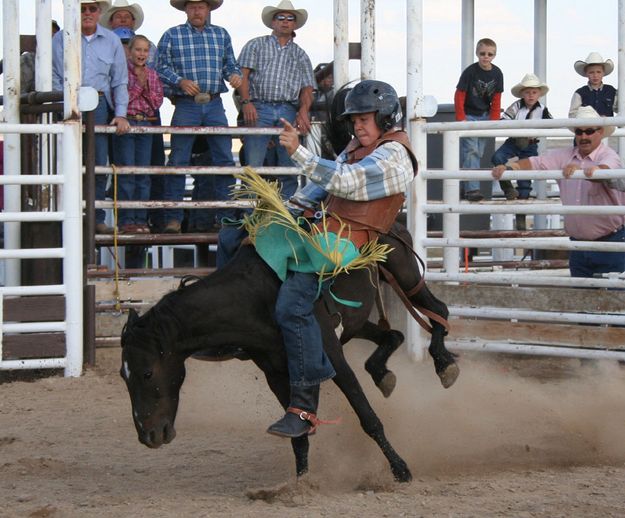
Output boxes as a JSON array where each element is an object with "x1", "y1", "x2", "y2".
[
  {"x1": 236, "y1": 0, "x2": 314, "y2": 193},
  {"x1": 217, "y1": 1, "x2": 314, "y2": 264},
  {"x1": 492, "y1": 106, "x2": 625, "y2": 278},
  {"x1": 52, "y1": 0, "x2": 130, "y2": 234}
]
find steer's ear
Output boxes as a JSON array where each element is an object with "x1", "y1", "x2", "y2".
[{"x1": 127, "y1": 308, "x2": 139, "y2": 326}]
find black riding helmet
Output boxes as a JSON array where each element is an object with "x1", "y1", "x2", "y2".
[{"x1": 340, "y1": 80, "x2": 402, "y2": 133}]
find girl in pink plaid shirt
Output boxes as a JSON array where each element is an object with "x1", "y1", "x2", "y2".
[{"x1": 114, "y1": 35, "x2": 164, "y2": 233}]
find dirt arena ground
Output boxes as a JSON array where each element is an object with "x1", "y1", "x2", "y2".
[{"x1": 2, "y1": 342, "x2": 625, "y2": 517}]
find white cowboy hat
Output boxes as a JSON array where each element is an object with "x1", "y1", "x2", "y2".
[
  {"x1": 569, "y1": 106, "x2": 615, "y2": 137},
  {"x1": 81, "y1": 0, "x2": 112, "y2": 11},
  {"x1": 262, "y1": 0, "x2": 308, "y2": 30},
  {"x1": 101, "y1": 0, "x2": 144, "y2": 30},
  {"x1": 170, "y1": 0, "x2": 223, "y2": 12},
  {"x1": 510, "y1": 73, "x2": 549, "y2": 98},
  {"x1": 574, "y1": 52, "x2": 614, "y2": 77}
]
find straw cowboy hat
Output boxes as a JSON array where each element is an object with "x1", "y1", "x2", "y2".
[
  {"x1": 262, "y1": 0, "x2": 308, "y2": 30},
  {"x1": 170, "y1": 0, "x2": 223, "y2": 12},
  {"x1": 510, "y1": 73, "x2": 549, "y2": 98},
  {"x1": 101, "y1": 0, "x2": 144, "y2": 30},
  {"x1": 569, "y1": 106, "x2": 615, "y2": 137},
  {"x1": 574, "y1": 52, "x2": 614, "y2": 77},
  {"x1": 81, "y1": 0, "x2": 112, "y2": 11}
]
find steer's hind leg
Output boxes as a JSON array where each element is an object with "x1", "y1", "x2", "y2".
[
  {"x1": 322, "y1": 323, "x2": 411, "y2": 483},
  {"x1": 354, "y1": 320, "x2": 404, "y2": 397},
  {"x1": 380, "y1": 224, "x2": 459, "y2": 388}
]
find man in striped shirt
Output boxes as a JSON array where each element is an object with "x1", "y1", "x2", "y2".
[{"x1": 157, "y1": 0, "x2": 242, "y2": 233}]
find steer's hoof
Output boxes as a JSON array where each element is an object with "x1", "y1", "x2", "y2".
[
  {"x1": 438, "y1": 362, "x2": 460, "y2": 389},
  {"x1": 376, "y1": 371, "x2": 397, "y2": 398}
]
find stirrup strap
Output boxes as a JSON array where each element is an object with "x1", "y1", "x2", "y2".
[
  {"x1": 286, "y1": 407, "x2": 341, "y2": 435},
  {"x1": 378, "y1": 265, "x2": 450, "y2": 334}
]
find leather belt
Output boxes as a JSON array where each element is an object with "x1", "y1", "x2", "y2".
[
  {"x1": 174, "y1": 93, "x2": 220, "y2": 104},
  {"x1": 127, "y1": 114, "x2": 158, "y2": 121}
]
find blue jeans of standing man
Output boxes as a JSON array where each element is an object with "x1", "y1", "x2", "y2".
[
  {"x1": 166, "y1": 96, "x2": 235, "y2": 226},
  {"x1": 243, "y1": 101, "x2": 299, "y2": 197},
  {"x1": 569, "y1": 226, "x2": 625, "y2": 278},
  {"x1": 112, "y1": 120, "x2": 152, "y2": 226},
  {"x1": 87, "y1": 97, "x2": 111, "y2": 224},
  {"x1": 274, "y1": 270, "x2": 336, "y2": 387},
  {"x1": 217, "y1": 101, "x2": 300, "y2": 267},
  {"x1": 460, "y1": 112, "x2": 489, "y2": 193},
  {"x1": 491, "y1": 137, "x2": 538, "y2": 199}
]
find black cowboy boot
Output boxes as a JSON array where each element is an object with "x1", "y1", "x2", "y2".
[{"x1": 267, "y1": 385, "x2": 320, "y2": 438}]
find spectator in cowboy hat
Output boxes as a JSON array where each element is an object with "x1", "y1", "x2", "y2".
[
  {"x1": 52, "y1": 0, "x2": 130, "y2": 234},
  {"x1": 492, "y1": 106, "x2": 625, "y2": 278},
  {"x1": 569, "y1": 52, "x2": 617, "y2": 117},
  {"x1": 156, "y1": 0, "x2": 242, "y2": 234},
  {"x1": 101, "y1": 0, "x2": 158, "y2": 67},
  {"x1": 491, "y1": 72, "x2": 552, "y2": 201}
]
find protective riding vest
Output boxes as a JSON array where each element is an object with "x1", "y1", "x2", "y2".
[{"x1": 320, "y1": 130, "x2": 418, "y2": 248}]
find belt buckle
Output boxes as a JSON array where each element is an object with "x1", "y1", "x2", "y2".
[{"x1": 194, "y1": 93, "x2": 212, "y2": 104}]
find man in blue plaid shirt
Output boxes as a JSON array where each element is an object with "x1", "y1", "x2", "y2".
[{"x1": 157, "y1": 0, "x2": 242, "y2": 233}]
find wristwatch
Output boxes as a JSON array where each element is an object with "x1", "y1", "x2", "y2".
[{"x1": 241, "y1": 99, "x2": 251, "y2": 105}]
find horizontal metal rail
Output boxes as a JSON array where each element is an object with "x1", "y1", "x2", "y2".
[
  {"x1": 449, "y1": 306, "x2": 625, "y2": 326},
  {"x1": 0, "y1": 285, "x2": 66, "y2": 296},
  {"x1": 0, "y1": 175, "x2": 65, "y2": 185},
  {"x1": 0, "y1": 248, "x2": 65, "y2": 259},
  {"x1": 423, "y1": 203, "x2": 625, "y2": 215},
  {"x1": 0, "y1": 212, "x2": 65, "y2": 222},
  {"x1": 422, "y1": 169, "x2": 625, "y2": 181},
  {"x1": 424, "y1": 237, "x2": 625, "y2": 251},
  {"x1": 0, "y1": 123, "x2": 65, "y2": 134},
  {"x1": 95, "y1": 200, "x2": 251, "y2": 209},
  {"x1": 447, "y1": 341, "x2": 625, "y2": 361},
  {"x1": 94, "y1": 125, "x2": 283, "y2": 135},
  {"x1": 427, "y1": 272, "x2": 624, "y2": 288},
  {"x1": 93, "y1": 165, "x2": 300, "y2": 175},
  {"x1": 3, "y1": 322, "x2": 67, "y2": 333},
  {"x1": 0, "y1": 358, "x2": 67, "y2": 370}
]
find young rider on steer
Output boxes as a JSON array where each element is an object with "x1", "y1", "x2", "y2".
[{"x1": 267, "y1": 80, "x2": 423, "y2": 437}]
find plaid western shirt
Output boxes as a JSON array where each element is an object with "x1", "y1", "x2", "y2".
[
  {"x1": 291, "y1": 141, "x2": 413, "y2": 201},
  {"x1": 127, "y1": 62, "x2": 164, "y2": 117},
  {"x1": 238, "y1": 35, "x2": 314, "y2": 103},
  {"x1": 156, "y1": 21, "x2": 240, "y2": 97}
]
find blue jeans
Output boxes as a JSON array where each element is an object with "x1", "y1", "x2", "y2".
[
  {"x1": 243, "y1": 101, "x2": 299, "y2": 197},
  {"x1": 275, "y1": 271, "x2": 336, "y2": 387},
  {"x1": 491, "y1": 138, "x2": 538, "y2": 199},
  {"x1": 112, "y1": 120, "x2": 152, "y2": 225},
  {"x1": 86, "y1": 97, "x2": 111, "y2": 224},
  {"x1": 149, "y1": 111, "x2": 166, "y2": 230},
  {"x1": 569, "y1": 226, "x2": 625, "y2": 278},
  {"x1": 166, "y1": 97, "x2": 235, "y2": 225},
  {"x1": 460, "y1": 113, "x2": 489, "y2": 193}
]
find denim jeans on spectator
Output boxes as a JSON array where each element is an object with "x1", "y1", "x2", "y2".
[
  {"x1": 491, "y1": 138, "x2": 538, "y2": 199},
  {"x1": 166, "y1": 97, "x2": 235, "y2": 225},
  {"x1": 87, "y1": 97, "x2": 111, "y2": 224},
  {"x1": 112, "y1": 120, "x2": 152, "y2": 226},
  {"x1": 274, "y1": 270, "x2": 336, "y2": 387},
  {"x1": 148, "y1": 110, "x2": 166, "y2": 231},
  {"x1": 243, "y1": 101, "x2": 299, "y2": 198},
  {"x1": 569, "y1": 227, "x2": 625, "y2": 278},
  {"x1": 460, "y1": 112, "x2": 489, "y2": 193}
]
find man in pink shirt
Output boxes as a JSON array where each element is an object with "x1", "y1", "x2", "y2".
[{"x1": 492, "y1": 106, "x2": 625, "y2": 278}]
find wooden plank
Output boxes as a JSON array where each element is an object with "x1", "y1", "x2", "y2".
[
  {"x1": 2, "y1": 333, "x2": 66, "y2": 360},
  {"x1": 90, "y1": 278, "x2": 180, "y2": 303},
  {"x1": 430, "y1": 283, "x2": 625, "y2": 314},
  {"x1": 3, "y1": 295, "x2": 66, "y2": 322},
  {"x1": 448, "y1": 318, "x2": 625, "y2": 349}
]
